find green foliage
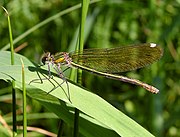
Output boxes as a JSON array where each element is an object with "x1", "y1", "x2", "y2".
[{"x1": 0, "y1": 0, "x2": 179, "y2": 137}]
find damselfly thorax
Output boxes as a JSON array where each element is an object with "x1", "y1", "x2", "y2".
[{"x1": 41, "y1": 52, "x2": 72, "y2": 67}]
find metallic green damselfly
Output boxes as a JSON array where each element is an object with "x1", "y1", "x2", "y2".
[{"x1": 42, "y1": 43, "x2": 163, "y2": 93}]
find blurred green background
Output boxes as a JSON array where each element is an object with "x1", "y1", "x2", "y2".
[{"x1": 0, "y1": 0, "x2": 179, "y2": 137}]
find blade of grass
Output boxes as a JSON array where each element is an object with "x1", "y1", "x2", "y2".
[
  {"x1": 57, "y1": 120, "x2": 65, "y2": 137},
  {"x1": 73, "y1": 1, "x2": 90, "y2": 137},
  {"x1": 1, "y1": 6, "x2": 17, "y2": 137},
  {"x1": 20, "y1": 58, "x2": 27, "y2": 137}
]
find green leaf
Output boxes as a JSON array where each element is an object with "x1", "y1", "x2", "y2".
[{"x1": 0, "y1": 51, "x2": 154, "y2": 137}]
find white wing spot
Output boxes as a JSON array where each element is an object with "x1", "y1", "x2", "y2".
[{"x1": 150, "y1": 43, "x2": 157, "y2": 47}]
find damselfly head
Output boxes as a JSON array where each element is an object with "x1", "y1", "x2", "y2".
[{"x1": 41, "y1": 52, "x2": 53, "y2": 65}]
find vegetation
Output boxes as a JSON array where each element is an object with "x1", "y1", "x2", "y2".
[{"x1": 0, "y1": 0, "x2": 179, "y2": 137}]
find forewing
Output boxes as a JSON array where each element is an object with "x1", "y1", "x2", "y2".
[{"x1": 70, "y1": 43, "x2": 163, "y2": 73}]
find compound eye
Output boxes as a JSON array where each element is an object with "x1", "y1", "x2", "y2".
[
  {"x1": 41, "y1": 56, "x2": 46, "y2": 65},
  {"x1": 41, "y1": 52, "x2": 50, "y2": 65}
]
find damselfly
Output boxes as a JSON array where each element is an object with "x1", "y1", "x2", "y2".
[{"x1": 41, "y1": 43, "x2": 163, "y2": 93}]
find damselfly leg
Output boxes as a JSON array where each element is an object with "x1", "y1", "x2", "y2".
[{"x1": 29, "y1": 55, "x2": 71, "y2": 103}]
